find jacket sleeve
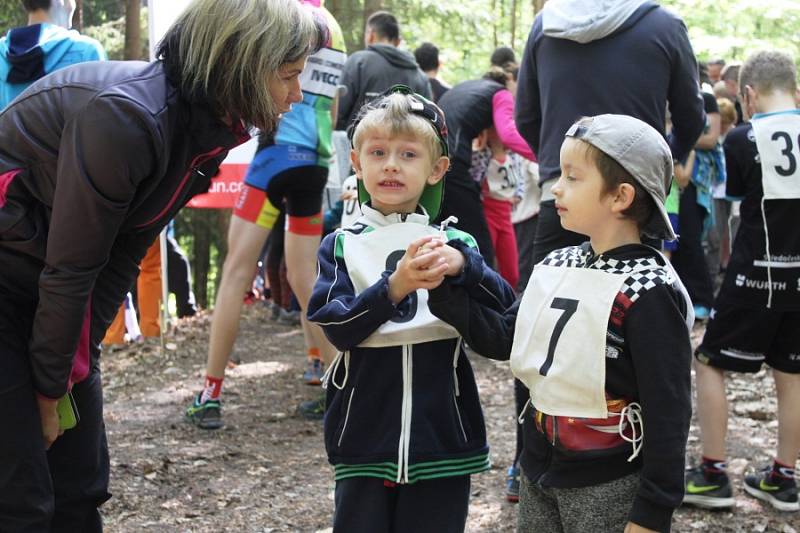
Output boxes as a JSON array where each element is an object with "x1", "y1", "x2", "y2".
[
  {"x1": 625, "y1": 285, "x2": 692, "y2": 532},
  {"x1": 514, "y1": 17, "x2": 542, "y2": 156},
  {"x1": 307, "y1": 231, "x2": 406, "y2": 351},
  {"x1": 28, "y1": 95, "x2": 158, "y2": 399},
  {"x1": 429, "y1": 239, "x2": 519, "y2": 361},
  {"x1": 492, "y1": 90, "x2": 536, "y2": 161},
  {"x1": 665, "y1": 17, "x2": 705, "y2": 161},
  {"x1": 415, "y1": 73, "x2": 433, "y2": 99}
]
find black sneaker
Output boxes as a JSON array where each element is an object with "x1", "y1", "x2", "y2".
[
  {"x1": 185, "y1": 393, "x2": 224, "y2": 430},
  {"x1": 683, "y1": 466, "x2": 735, "y2": 509},
  {"x1": 297, "y1": 394, "x2": 326, "y2": 420},
  {"x1": 743, "y1": 467, "x2": 800, "y2": 512}
]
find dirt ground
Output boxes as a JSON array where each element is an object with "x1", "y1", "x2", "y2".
[{"x1": 99, "y1": 303, "x2": 800, "y2": 532}]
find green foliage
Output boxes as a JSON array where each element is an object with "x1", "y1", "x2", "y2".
[
  {"x1": 0, "y1": 2, "x2": 27, "y2": 32},
  {"x1": 663, "y1": 0, "x2": 800, "y2": 66}
]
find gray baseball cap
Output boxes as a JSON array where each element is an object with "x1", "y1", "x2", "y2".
[{"x1": 565, "y1": 114, "x2": 676, "y2": 241}]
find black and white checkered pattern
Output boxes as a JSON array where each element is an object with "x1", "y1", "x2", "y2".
[{"x1": 542, "y1": 246, "x2": 674, "y2": 303}]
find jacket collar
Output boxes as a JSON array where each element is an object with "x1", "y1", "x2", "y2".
[{"x1": 360, "y1": 203, "x2": 430, "y2": 227}]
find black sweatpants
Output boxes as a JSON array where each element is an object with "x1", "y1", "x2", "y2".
[
  {"x1": 333, "y1": 476, "x2": 471, "y2": 533},
  {"x1": 166, "y1": 234, "x2": 197, "y2": 318},
  {"x1": 0, "y1": 254, "x2": 110, "y2": 532},
  {"x1": 671, "y1": 183, "x2": 715, "y2": 308}
]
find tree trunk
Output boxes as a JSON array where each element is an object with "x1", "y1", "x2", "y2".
[
  {"x1": 124, "y1": 0, "x2": 141, "y2": 60},
  {"x1": 72, "y1": 0, "x2": 83, "y2": 31},
  {"x1": 192, "y1": 210, "x2": 211, "y2": 309},
  {"x1": 492, "y1": 0, "x2": 497, "y2": 48},
  {"x1": 511, "y1": 0, "x2": 518, "y2": 49}
]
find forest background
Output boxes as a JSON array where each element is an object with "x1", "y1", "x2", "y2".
[{"x1": 1, "y1": 0, "x2": 798, "y2": 308}]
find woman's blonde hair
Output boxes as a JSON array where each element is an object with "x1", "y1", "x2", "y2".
[
  {"x1": 352, "y1": 93, "x2": 443, "y2": 161},
  {"x1": 157, "y1": 0, "x2": 326, "y2": 132}
]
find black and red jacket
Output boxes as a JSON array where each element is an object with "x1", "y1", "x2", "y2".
[{"x1": 0, "y1": 60, "x2": 248, "y2": 399}]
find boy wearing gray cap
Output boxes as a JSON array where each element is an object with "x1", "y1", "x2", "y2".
[{"x1": 429, "y1": 114, "x2": 694, "y2": 532}]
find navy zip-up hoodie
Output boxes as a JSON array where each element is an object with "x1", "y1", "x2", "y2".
[
  {"x1": 515, "y1": 0, "x2": 705, "y2": 186},
  {"x1": 307, "y1": 205, "x2": 516, "y2": 483}
]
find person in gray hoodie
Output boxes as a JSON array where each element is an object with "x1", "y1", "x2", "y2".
[
  {"x1": 336, "y1": 11, "x2": 431, "y2": 130},
  {"x1": 515, "y1": 0, "x2": 705, "y2": 268}
]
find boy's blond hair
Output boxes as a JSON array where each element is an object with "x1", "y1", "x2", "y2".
[
  {"x1": 739, "y1": 51, "x2": 797, "y2": 97},
  {"x1": 352, "y1": 93, "x2": 443, "y2": 162}
]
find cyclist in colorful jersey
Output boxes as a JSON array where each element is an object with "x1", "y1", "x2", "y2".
[
  {"x1": 187, "y1": 0, "x2": 347, "y2": 429},
  {"x1": 685, "y1": 50, "x2": 800, "y2": 513},
  {"x1": 0, "y1": 0, "x2": 323, "y2": 528}
]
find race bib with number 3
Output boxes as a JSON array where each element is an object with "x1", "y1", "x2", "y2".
[{"x1": 751, "y1": 110, "x2": 800, "y2": 200}]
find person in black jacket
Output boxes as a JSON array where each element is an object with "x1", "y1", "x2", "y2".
[
  {"x1": 515, "y1": 0, "x2": 706, "y2": 272},
  {"x1": 429, "y1": 115, "x2": 693, "y2": 532},
  {"x1": 0, "y1": 0, "x2": 324, "y2": 529},
  {"x1": 308, "y1": 86, "x2": 516, "y2": 533},
  {"x1": 335, "y1": 11, "x2": 431, "y2": 130}
]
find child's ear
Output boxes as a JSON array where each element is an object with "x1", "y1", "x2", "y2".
[
  {"x1": 427, "y1": 156, "x2": 450, "y2": 185},
  {"x1": 611, "y1": 183, "x2": 635, "y2": 214},
  {"x1": 350, "y1": 149, "x2": 363, "y2": 178}
]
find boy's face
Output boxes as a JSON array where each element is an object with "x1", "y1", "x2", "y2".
[
  {"x1": 351, "y1": 128, "x2": 449, "y2": 216},
  {"x1": 552, "y1": 138, "x2": 617, "y2": 237}
]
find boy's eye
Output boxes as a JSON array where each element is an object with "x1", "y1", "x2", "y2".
[
  {"x1": 370, "y1": 149, "x2": 385, "y2": 156},
  {"x1": 565, "y1": 174, "x2": 577, "y2": 181},
  {"x1": 402, "y1": 151, "x2": 417, "y2": 159}
]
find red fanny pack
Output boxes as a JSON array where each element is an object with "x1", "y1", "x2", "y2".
[{"x1": 532, "y1": 396, "x2": 642, "y2": 460}]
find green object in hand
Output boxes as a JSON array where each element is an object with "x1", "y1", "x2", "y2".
[{"x1": 56, "y1": 392, "x2": 80, "y2": 430}]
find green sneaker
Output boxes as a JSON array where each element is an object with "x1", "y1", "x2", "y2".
[
  {"x1": 185, "y1": 393, "x2": 224, "y2": 430},
  {"x1": 683, "y1": 466, "x2": 734, "y2": 509},
  {"x1": 297, "y1": 394, "x2": 326, "y2": 420},
  {"x1": 743, "y1": 467, "x2": 799, "y2": 512}
]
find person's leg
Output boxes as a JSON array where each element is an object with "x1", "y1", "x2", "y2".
[
  {"x1": 186, "y1": 214, "x2": 271, "y2": 429},
  {"x1": 694, "y1": 360, "x2": 728, "y2": 461},
  {"x1": 672, "y1": 184, "x2": 715, "y2": 312},
  {"x1": 137, "y1": 238, "x2": 162, "y2": 337},
  {"x1": 393, "y1": 476, "x2": 470, "y2": 533},
  {"x1": 773, "y1": 369, "x2": 800, "y2": 466},
  {"x1": 506, "y1": 378, "x2": 529, "y2": 502},
  {"x1": 101, "y1": 304, "x2": 126, "y2": 345},
  {"x1": 166, "y1": 234, "x2": 197, "y2": 318},
  {"x1": 555, "y1": 472, "x2": 639, "y2": 532},
  {"x1": 48, "y1": 370, "x2": 111, "y2": 533},
  {"x1": 516, "y1": 474, "x2": 563, "y2": 533},
  {"x1": 333, "y1": 477, "x2": 393, "y2": 533},
  {"x1": 496, "y1": 213, "x2": 519, "y2": 289},
  {"x1": 514, "y1": 214, "x2": 537, "y2": 292},
  {"x1": 0, "y1": 281, "x2": 54, "y2": 531}
]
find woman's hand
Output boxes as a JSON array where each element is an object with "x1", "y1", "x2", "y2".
[{"x1": 36, "y1": 395, "x2": 63, "y2": 450}]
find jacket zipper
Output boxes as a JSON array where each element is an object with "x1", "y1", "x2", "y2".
[{"x1": 135, "y1": 146, "x2": 227, "y2": 229}]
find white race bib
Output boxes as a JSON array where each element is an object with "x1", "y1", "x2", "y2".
[
  {"x1": 343, "y1": 223, "x2": 459, "y2": 347},
  {"x1": 340, "y1": 175, "x2": 362, "y2": 228},
  {"x1": 510, "y1": 264, "x2": 626, "y2": 418},
  {"x1": 751, "y1": 111, "x2": 800, "y2": 200},
  {"x1": 486, "y1": 158, "x2": 517, "y2": 201}
]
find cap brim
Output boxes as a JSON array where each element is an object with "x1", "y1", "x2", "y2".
[
  {"x1": 357, "y1": 177, "x2": 444, "y2": 220},
  {"x1": 644, "y1": 197, "x2": 677, "y2": 242}
]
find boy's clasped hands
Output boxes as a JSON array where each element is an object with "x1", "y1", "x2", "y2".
[{"x1": 387, "y1": 235, "x2": 463, "y2": 304}]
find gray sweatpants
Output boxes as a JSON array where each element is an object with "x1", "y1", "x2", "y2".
[{"x1": 517, "y1": 472, "x2": 639, "y2": 533}]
